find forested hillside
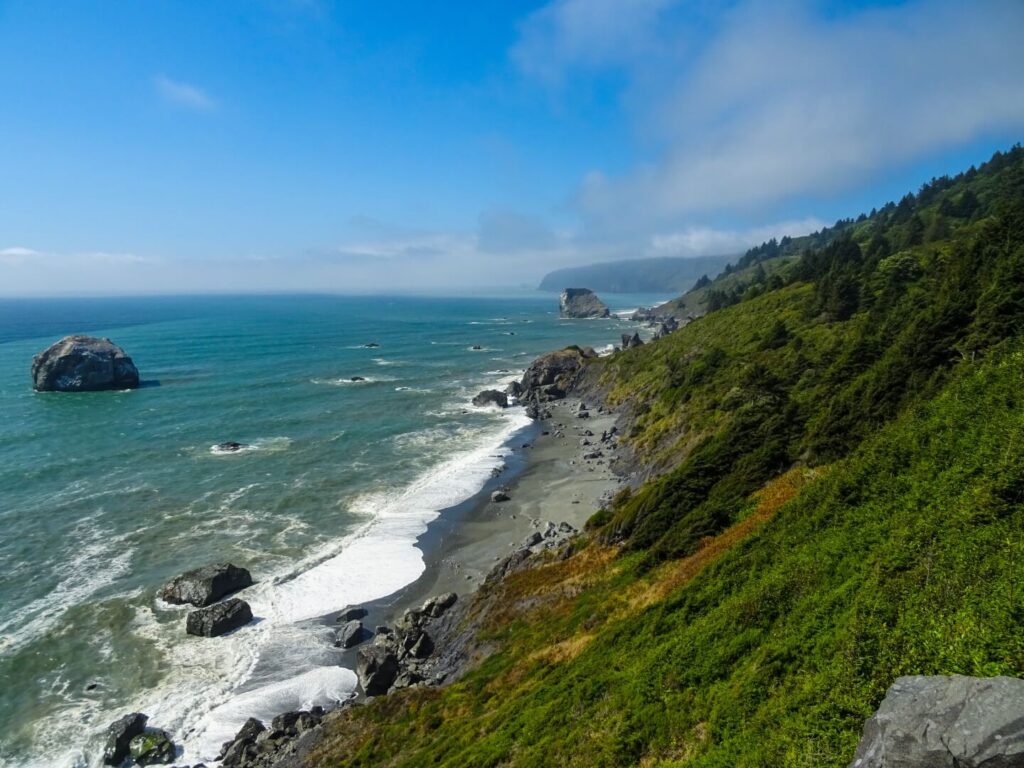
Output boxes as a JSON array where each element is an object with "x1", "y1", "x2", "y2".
[{"x1": 312, "y1": 144, "x2": 1024, "y2": 767}]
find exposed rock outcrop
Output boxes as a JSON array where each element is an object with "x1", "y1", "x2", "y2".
[
  {"x1": 620, "y1": 332, "x2": 644, "y2": 349},
  {"x1": 559, "y1": 288, "x2": 610, "y2": 319},
  {"x1": 185, "y1": 598, "x2": 253, "y2": 637},
  {"x1": 160, "y1": 563, "x2": 253, "y2": 608},
  {"x1": 653, "y1": 316, "x2": 680, "y2": 339},
  {"x1": 849, "y1": 675, "x2": 1024, "y2": 767},
  {"x1": 219, "y1": 709, "x2": 327, "y2": 768},
  {"x1": 472, "y1": 389, "x2": 508, "y2": 408},
  {"x1": 103, "y1": 712, "x2": 148, "y2": 766},
  {"x1": 31, "y1": 335, "x2": 140, "y2": 392},
  {"x1": 517, "y1": 346, "x2": 597, "y2": 418}
]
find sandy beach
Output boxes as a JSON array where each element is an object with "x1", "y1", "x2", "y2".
[{"x1": 333, "y1": 396, "x2": 622, "y2": 668}]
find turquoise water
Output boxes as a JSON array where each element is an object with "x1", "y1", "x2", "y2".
[{"x1": 0, "y1": 293, "x2": 663, "y2": 767}]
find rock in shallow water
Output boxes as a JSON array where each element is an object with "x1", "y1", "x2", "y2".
[
  {"x1": 849, "y1": 675, "x2": 1024, "y2": 767},
  {"x1": 160, "y1": 563, "x2": 253, "y2": 607},
  {"x1": 103, "y1": 712, "x2": 148, "y2": 765},
  {"x1": 185, "y1": 598, "x2": 253, "y2": 637},
  {"x1": 335, "y1": 619, "x2": 369, "y2": 649},
  {"x1": 472, "y1": 389, "x2": 508, "y2": 408},
  {"x1": 31, "y1": 335, "x2": 140, "y2": 392},
  {"x1": 129, "y1": 729, "x2": 175, "y2": 765}
]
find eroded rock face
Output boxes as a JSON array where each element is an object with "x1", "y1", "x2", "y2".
[
  {"x1": 31, "y1": 335, "x2": 140, "y2": 392},
  {"x1": 559, "y1": 288, "x2": 610, "y2": 318},
  {"x1": 159, "y1": 563, "x2": 253, "y2": 608},
  {"x1": 849, "y1": 675, "x2": 1024, "y2": 768},
  {"x1": 185, "y1": 598, "x2": 253, "y2": 637}
]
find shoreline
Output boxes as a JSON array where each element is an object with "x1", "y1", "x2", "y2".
[{"x1": 330, "y1": 395, "x2": 622, "y2": 684}]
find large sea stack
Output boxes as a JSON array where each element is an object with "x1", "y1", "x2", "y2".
[
  {"x1": 31, "y1": 335, "x2": 140, "y2": 392},
  {"x1": 559, "y1": 288, "x2": 610, "y2": 318}
]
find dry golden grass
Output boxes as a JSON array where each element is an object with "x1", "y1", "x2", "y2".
[{"x1": 623, "y1": 466, "x2": 816, "y2": 613}]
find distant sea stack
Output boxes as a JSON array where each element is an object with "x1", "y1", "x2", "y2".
[
  {"x1": 31, "y1": 335, "x2": 140, "y2": 392},
  {"x1": 559, "y1": 288, "x2": 610, "y2": 319}
]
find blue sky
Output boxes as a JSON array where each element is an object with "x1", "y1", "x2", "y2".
[{"x1": 1, "y1": 0, "x2": 1023, "y2": 296}]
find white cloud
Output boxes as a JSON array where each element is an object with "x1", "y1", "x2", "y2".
[
  {"x1": 155, "y1": 75, "x2": 216, "y2": 111},
  {"x1": 0, "y1": 246, "x2": 41, "y2": 264},
  {"x1": 512, "y1": 0, "x2": 676, "y2": 83},
  {"x1": 517, "y1": 0, "x2": 1024, "y2": 226},
  {"x1": 649, "y1": 217, "x2": 826, "y2": 256}
]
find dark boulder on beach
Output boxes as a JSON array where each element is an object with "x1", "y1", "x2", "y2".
[
  {"x1": 160, "y1": 563, "x2": 253, "y2": 607},
  {"x1": 31, "y1": 335, "x2": 140, "y2": 392},
  {"x1": 103, "y1": 712, "x2": 148, "y2": 765},
  {"x1": 338, "y1": 607, "x2": 367, "y2": 622},
  {"x1": 186, "y1": 598, "x2": 253, "y2": 637},
  {"x1": 357, "y1": 645, "x2": 401, "y2": 696},
  {"x1": 335, "y1": 619, "x2": 369, "y2": 649},
  {"x1": 559, "y1": 288, "x2": 610, "y2": 318},
  {"x1": 128, "y1": 729, "x2": 175, "y2": 765},
  {"x1": 472, "y1": 389, "x2": 508, "y2": 408},
  {"x1": 491, "y1": 490, "x2": 510, "y2": 502}
]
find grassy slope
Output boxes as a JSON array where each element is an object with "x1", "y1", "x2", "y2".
[
  {"x1": 309, "y1": 146, "x2": 1024, "y2": 766},
  {"x1": 312, "y1": 349, "x2": 1024, "y2": 767}
]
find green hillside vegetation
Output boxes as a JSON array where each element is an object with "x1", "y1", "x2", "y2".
[
  {"x1": 311, "y1": 144, "x2": 1024, "y2": 766},
  {"x1": 537, "y1": 255, "x2": 734, "y2": 294}
]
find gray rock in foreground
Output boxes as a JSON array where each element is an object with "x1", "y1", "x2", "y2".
[
  {"x1": 31, "y1": 335, "x2": 140, "y2": 392},
  {"x1": 160, "y1": 563, "x2": 253, "y2": 607},
  {"x1": 186, "y1": 598, "x2": 253, "y2": 637},
  {"x1": 849, "y1": 675, "x2": 1024, "y2": 767},
  {"x1": 559, "y1": 288, "x2": 610, "y2": 318},
  {"x1": 103, "y1": 712, "x2": 148, "y2": 765}
]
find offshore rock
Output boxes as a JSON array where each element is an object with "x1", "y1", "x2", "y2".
[
  {"x1": 849, "y1": 675, "x2": 1024, "y2": 767},
  {"x1": 185, "y1": 598, "x2": 253, "y2": 637},
  {"x1": 31, "y1": 335, "x2": 140, "y2": 392},
  {"x1": 160, "y1": 563, "x2": 253, "y2": 607},
  {"x1": 559, "y1": 288, "x2": 610, "y2": 318},
  {"x1": 103, "y1": 712, "x2": 148, "y2": 766}
]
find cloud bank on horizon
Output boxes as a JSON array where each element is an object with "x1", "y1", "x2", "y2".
[{"x1": 1, "y1": 0, "x2": 1023, "y2": 296}]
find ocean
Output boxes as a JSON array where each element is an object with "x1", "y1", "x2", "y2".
[{"x1": 0, "y1": 292, "x2": 664, "y2": 767}]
